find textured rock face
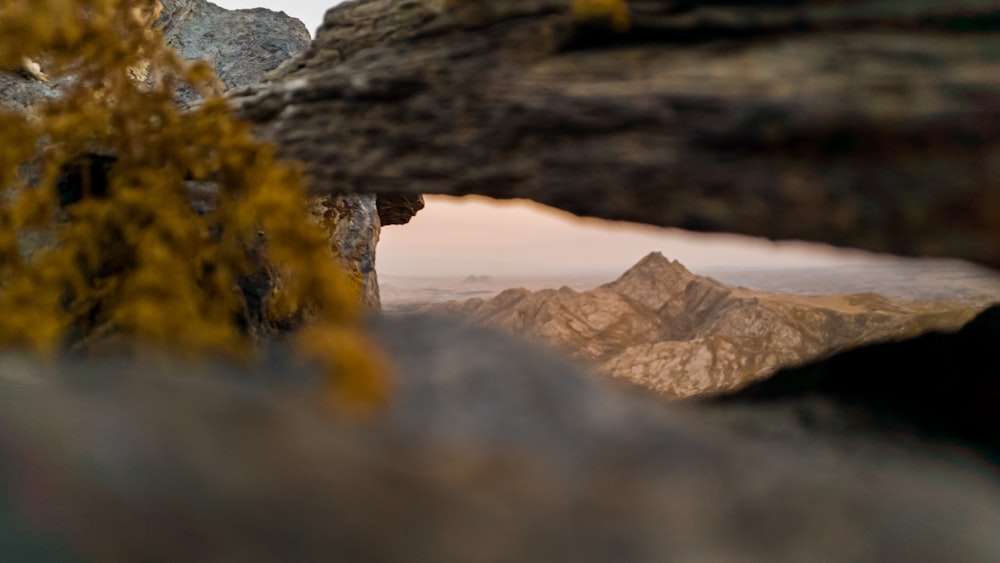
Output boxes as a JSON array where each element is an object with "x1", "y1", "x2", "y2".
[
  {"x1": 376, "y1": 192, "x2": 425, "y2": 226},
  {"x1": 1, "y1": 312, "x2": 999, "y2": 562},
  {"x1": 422, "y1": 252, "x2": 983, "y2": 397},
  {"x1": 159, "y1": 0, "x2": 311, "y2": 106},
  {"x1": 233, "y1": 0, "x2": 1000, "y2": 266},
  {"x1": 1, "y1": 0, "x2": 311, "y2": 109},
  {"x1": 311, "y1": 194, "x2": 382, "y2": 310},
  {"x1": 1, "y1": 0, "x2": 384, "y2": 308},
  {"x1": 0, "y1": 71, "x2": 58, "y2": 113},
  {"x1": 156, "y1": 0, "x2": 395, "y2": 307}
]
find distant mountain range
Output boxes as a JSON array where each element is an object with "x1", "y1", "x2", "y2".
[{"x1": 419, "y1": 252, "x2": 986, "y2": 397}]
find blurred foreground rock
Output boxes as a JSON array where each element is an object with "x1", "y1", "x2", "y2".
[
  {"x1": 234, "y1": 0, "x2": 1000, "y2": 266},
  {"x1": 1, "y1": 310, "x2": 999, "y2": 562}
]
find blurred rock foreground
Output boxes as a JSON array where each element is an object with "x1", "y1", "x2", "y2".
[
  {"x1": 2, "y1": 0, "x2": 1000, "y2": 561},
  {"x1": 2, "y1": 311, "x2": 1000, "y2": 561}
]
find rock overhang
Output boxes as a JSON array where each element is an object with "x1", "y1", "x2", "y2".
[{"x1": 231, "y1": 0, "x2": 1000, "y2": 267}]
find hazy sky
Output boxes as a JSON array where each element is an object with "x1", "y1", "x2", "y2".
[
  {"x1": 209, "y1": 1, "x2": 879, "y2": 278},
  {"x1": 212, "y1": 0, "x2": 340, "y2": 35},
  {"x1": 377, "y1": 196, "x2": 876, "y2": 277}
]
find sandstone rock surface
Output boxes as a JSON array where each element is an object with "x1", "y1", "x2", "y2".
[
  {"x1": 233, "y1": 0, "x2": 1000, "y2": 266},
  {"x1": 422, "y1": 252, "x2": 984, "y2": 397},
  {"x1": 312, "y1": 193, "x2": 383, "y2": 310}
]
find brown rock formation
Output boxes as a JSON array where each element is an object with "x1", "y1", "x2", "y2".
[
  {"x1": 233, "y1": 0, "x2": 1000, "y2": 266},
  {"x1": 422, "y1": 252, "x2": 982, "y2": 397}
]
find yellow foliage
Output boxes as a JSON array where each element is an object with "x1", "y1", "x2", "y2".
[{"x1": 0, "y1": 0, "x2": 386, "y2": 404}]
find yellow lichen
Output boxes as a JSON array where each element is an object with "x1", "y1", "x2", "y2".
[
  {"x1": 571, "y1": 0, "x2": 631, "y2": 32},
  {"x1": 0, "y1": 0, "x2": 386, "y2": 405},
  {"x1": 444, "y1": 0, "x2": 631, "y2": 32}
]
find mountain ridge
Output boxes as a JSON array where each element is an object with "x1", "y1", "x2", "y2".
[{"x1": 420, "y1": 252, "x2": 984, "y2": 397}]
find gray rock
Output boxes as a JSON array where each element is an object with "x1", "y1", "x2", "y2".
[
  {"x1": 158, "y1": 0, "x2": 384, "y2": 307},
  {"x1": 0, "y1": 72, "x2": 59, "y2": 113},
  {"x1": 159, "y1": 0, "x2": 311, "y2": 106},
  {"x1": 1, "y1": 312, "x2": 999, "y2": 562},
  {"x1": 311, "y1": 193, "x2": 383, "y2": 310},
  {"x1": 2, "y1": 0, "x2": 311, "y2": 110}
]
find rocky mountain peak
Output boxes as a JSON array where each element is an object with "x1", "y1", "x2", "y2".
[
  {"x1": 603, "y1": 252, "x2": 700, "y2": 310},
  {"x1": 621, "y1": 252, "x2": 694, "y2": 281}
]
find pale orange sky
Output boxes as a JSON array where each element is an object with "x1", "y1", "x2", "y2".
[{"x1": 377, "y1": 195, "x2": 878, "y2": 277}]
